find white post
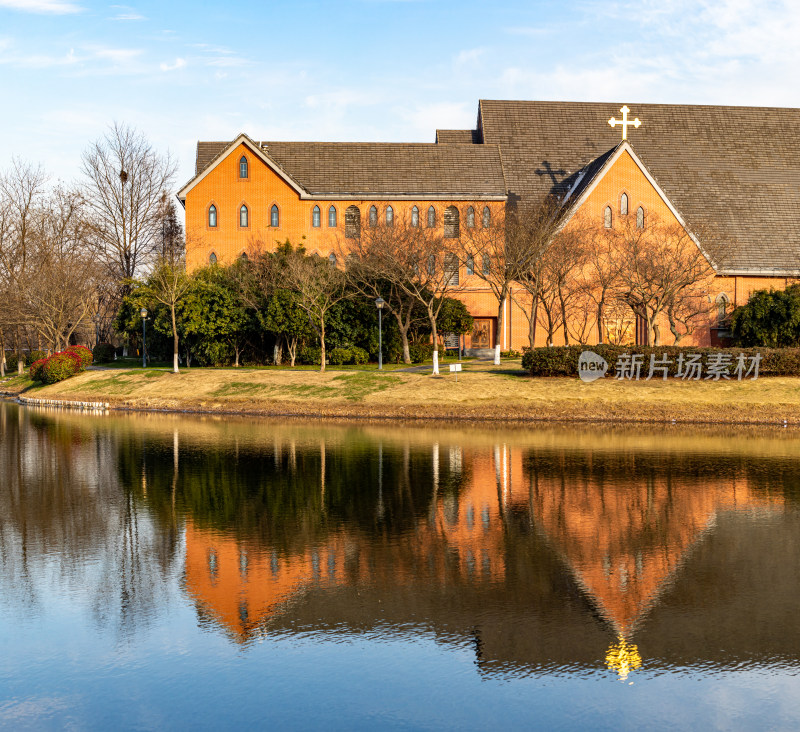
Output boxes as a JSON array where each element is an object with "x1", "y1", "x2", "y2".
[
  {"x1": 432, "y1": 350, "x2": 439, "y2": 375},
  {"x1": 494, "y1": 344, "x2": 501, "y2": 366}
]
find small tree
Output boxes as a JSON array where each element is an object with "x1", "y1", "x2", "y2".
[
  {"x1": 282, "y1": 247, "x2": 350, "y2": 372},
  {"x1": 144, "y1": 258, "x2": 192, "y2": 373},
  {"x1": 262, "y1": 289, "x2": 313, "y2": 367},
  {"x1": 435, "y1": 297, "x2": 473, "y2": 350}
]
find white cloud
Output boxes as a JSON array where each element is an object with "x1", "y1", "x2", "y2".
[
  {"x1": 160, "y1": 57, "x2": 186, "y2": 72},
  {"x1": 0, "y1": 0, "x2": 82, "y2": 13},
  {"x1": 109, "y1": 4, "x2": 144, "y2": 21}
]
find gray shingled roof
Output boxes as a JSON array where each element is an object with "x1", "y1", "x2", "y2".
[
  {"x1": 435, "y1": 129, "x2": 480, "y2": 144},
  {"x1": 193, "y1": 140, "x2": 506, "y2": 198},
  {"x1": 478, "y1": 100, "x2": 800, "y2": 273}
]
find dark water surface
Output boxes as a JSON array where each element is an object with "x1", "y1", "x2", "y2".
[{"x1": 2, "y1": 400, "x2": 800, "y2": 730}]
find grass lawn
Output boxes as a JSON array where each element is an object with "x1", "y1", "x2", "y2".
[{"x1": 3, "y1": 358, "x2": 800, "y2": 424}]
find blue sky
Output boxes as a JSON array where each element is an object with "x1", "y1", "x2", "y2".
[{"x1": 1, "y1": 0, "x2": 798, "y2": 189}]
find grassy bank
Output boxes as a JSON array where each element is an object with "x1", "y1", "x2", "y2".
[{"x1": 2, "y1": 360, "x2": 800, "y2": 424}]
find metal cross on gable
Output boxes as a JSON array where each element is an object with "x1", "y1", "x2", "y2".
[{"x1": 608, "y1": 105, "x2": 641, "y2": 140}]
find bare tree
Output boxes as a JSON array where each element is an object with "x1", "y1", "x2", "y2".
[
  {"x1": 82, "y1": 123, "x2": 176, "y2": 287},
  {"x1": 612, "y1": 215, "x2": 717, "y2": 345},
  {"x1": 461, "y1": 205, "x2": 552, "y2": 361},
  {"x1": 0, "y1": 159, "x2": 48, "y2": 372},
  {"x1": 282, "y1": 247, "x2": 350, "y2": 373},
  {"x1": 343, "y1": 217, "x2": 459, "y2": 375},
  {"x1": 144, "y1": 258, "x2": 192, "y2": 373}
]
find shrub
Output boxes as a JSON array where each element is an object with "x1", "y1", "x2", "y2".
[
  {"x1": 328, "y1": 347, "x2": 351, "y2": 365},
  {"x1": 349, "y1": 346, "x2": 369, "y2": 365},
  {"x1": 409, "y1": 342, "x2": 434, "y2": 363},
  {"x1": 26, "y1": 350, "x2": 47, "y2": 366},
  {"x1": 522, "y1": 345, "x2": 800, "y2": 378},
  {"x1": 29, "y1": 359, "x2": 47, "y2": 381},
  {"x1": 298, "y1": 345, "x2": 322, "y2": 365},
  {"x1": 65, "y1": 345, "x2": 93, "y2": 369},
  {"x1": 93, "y1": 342, "x2": 116, "y2": 364},
  {"x1": 731, "y1": 284, "x2": 800, "y2": 347},
  {"x1": 501, "y1": 349, "x2": 522, "y2": 359},
  {"x1": 41, "y1": 352, "x2": 81, "y2": 384}
]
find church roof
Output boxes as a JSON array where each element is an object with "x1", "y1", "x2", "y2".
[
  {"x1": 192, "y1": 140, "x2": 507, "y2": 199},
  {"x1": 477, "y1": 100, "x2": 800, "y2": 275}
]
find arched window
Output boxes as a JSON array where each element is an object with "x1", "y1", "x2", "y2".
[
  {"x1": 239, "y1": 204, "x2": 249, "y2": 228},
  {"x1": 312, "y1": 205, "x2": 321, "y2": 228},
  {"x1": 369, "y1": 205, "x2": 378, "y2": 227},
  {"x1": 239, "y1": 252, "x2": 248, "y2": 262},
  {"x1": 716, "y1": 293, "x2": 730, "y2": 324},
  {"x1": 209, "y1": 252, "x2": 218, "y2": 265},
  {"x1": 604, "y1": 206, "x2": 612, "y2": 229},
  {"x1": 427, "y1": 255, "x2": 436, "y2": 275},
  {"x1": 345, "y1": 205, "x2": 361, "y2": 238},
  {"x1": 208, "y1": 204, "x2": 217, "y2": 228},
  {"x1": 466, "y1": 254, "x2": 475, "y2": 276},
  {"x1": 411, "y1": 205, "x2": 419, "y2": 227},
  {"x1": 386, "y1": 205, "x2": 394, "y2": 226},
  {"x1": 620, "y1": 193, "x2": 628, "y2": 216},
  {"x1": 636, "y1": 206, "x2": 644, "y2": 229},
  {"x1": 444, "y1": 205, "x2": 460, "y2": 238},
  {"x1": 482, "y1": 206, "x2": 491, "y2": 228},
  {"x1": 427, "y1": 206, "x2": 436, "y2": 228},
  {"x1": 270, "y1": 204, "x2": 279, "y2": 227},
  {"x1": 328, "y1": 206, "x2": 337, "y2": 228},
  {"x1": 466, "y1": 206, "x2": 475, "y2": 228},
  {"x1": 328, "y1": 253, "x2": 337, "y2": 267},
  {"x1": 239, "y1": 156, "x2": 248, "y2": 179},
  {"x1": 482, "y1": 254, "x2": 491, "y2": 276}
]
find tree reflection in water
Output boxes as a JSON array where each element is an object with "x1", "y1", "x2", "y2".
[{"x1": 3, "y1": 401, "x2": 800, "y2": 680}]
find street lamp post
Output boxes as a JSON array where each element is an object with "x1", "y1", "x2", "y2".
[
  {"x1": 375, "y1": 297, "x2": 385, "y2": 370},
  {"x1": 140, "y1": 308, "x2": 148, "y2": 369}
]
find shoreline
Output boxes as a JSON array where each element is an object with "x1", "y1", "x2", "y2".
[{"x1": 2, "y1": 363, "x2": 800, "y2": 426}]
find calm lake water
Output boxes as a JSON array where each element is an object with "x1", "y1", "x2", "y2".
[{"x1": 2, "y1": 400, "x2": 800, "y2": 730}]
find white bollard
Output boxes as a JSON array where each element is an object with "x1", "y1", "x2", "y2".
[{"x1": 494, "y1": 344, "x2": 501, "y2": 366}]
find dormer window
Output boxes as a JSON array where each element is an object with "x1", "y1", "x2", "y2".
[
  {"x1": 239, "y1": 156, "x2": 248, "y2": 179},
  {"x1": 604, "y1": 206, "x2": 612, "y2": 228},
  {"x1": 620, "y1": 193, "x2": 628, "y2": 216}
]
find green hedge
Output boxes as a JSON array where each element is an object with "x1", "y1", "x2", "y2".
[
  {"x1": 522, "y1": 345, "x2": 800, "y2": 378},
  {"x1": 92, "y1": 343, "x2": 116, "y2": 364}
]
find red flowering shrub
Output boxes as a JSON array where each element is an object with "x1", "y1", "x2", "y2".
[
  {"x1": 41, "y1": 352, "x2": 81, "y2": 384},
  {"x1": 65, "y1": 345, "x2": 93, "y2": 368},
  {"x1": 29, "y1": 358, "x2": 47, "y2": 381}
]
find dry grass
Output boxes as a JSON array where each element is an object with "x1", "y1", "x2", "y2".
[{"x1": 3, "y1": 360, "x2": 800, "y2": 425}]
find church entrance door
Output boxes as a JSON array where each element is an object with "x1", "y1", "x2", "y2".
[{"x1": 471, "y1": 318, "x2": 495, "y2": 349}]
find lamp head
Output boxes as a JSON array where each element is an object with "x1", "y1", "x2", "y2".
[
  {"x1": 140, "y1": 308, "x2": 148, "y2": 319},
  {"x1": 375, "y1": 297, "x2": 385, "y2": 310}
]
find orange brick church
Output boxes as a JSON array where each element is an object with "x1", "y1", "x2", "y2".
[{"x1": 178, "y1": 100, "x2": 800, "y2": 351}]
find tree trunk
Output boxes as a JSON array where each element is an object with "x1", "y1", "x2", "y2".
[
  {"x1": 597, "y1": 300, "x2": 605, "y2": 344},
  {"x1": 430, "y1": 311, "x2": 439, "y2": 375},
  {"x1": 273, "y1": 341, "x2": 283, "y2": 366},
  {"x1": 16, "y1": 328, "x2": 23, "y2": 374},
  {"x1": 558, "y1": 287, "x2": 570, "y2": 345},
  {"x1": 0, "y1": 329, "x2": 5, "y2": 378},
  {"x1": 234, "y1": 343, "x2": 240, "y2": 368},
  {"x1": 288, "y1": 337, "x2": 297, "y2": 367},
  {"x1": 171, "y1": 304, "x2": 179, "y2": 373},
  {"x1": 319, "y1": 318, "x2": 326, "y2": 373},
  {"x1": 391, "y1": 308, "x2": 412, "y2": 365},
  {"x1": 495, "y1": 295, "x2": 505, "y2": 365}
]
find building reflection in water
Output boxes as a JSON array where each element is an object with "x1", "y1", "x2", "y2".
[{"x1": 2, "y1": 402, "x2": 799, "y2": 682}]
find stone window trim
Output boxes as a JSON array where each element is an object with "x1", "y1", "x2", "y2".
[
  {"x1": 270, "y1": 202, "x2": 280, "y2": 228},
  {"x1": 238, "y1": 202, "x2": 250, "y2": 229},
  {"x1": 619, "y1": 191, "x2": 629, "y2": 216},
  {"x1": 239, "y1": 155, "x2": 249, "y2": 180},
  {"x1": 207, "y1": 202, "x2": 218, "y2": 230}
]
